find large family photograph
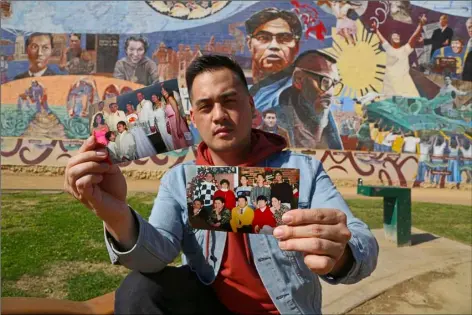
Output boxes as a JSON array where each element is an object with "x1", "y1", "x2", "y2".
[
  {"x1": 185, "y1": 165, "x2": 300, "y2": 235},
  {"x1": 89, "y1": 79, "x2": 195, "y2": 164}
]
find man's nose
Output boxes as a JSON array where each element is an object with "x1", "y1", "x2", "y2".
[
  {"x1": 268, "y1": 37, "x2": 281, "y2": 50},
  {"x1": 212, "y1": 103, "x2": 227, "y2": 122}
]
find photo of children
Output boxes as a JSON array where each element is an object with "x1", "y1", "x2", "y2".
[
  {"x1": 186, "y1": 165, "x2": 300, "y2": 235},
  {"x1": 88, "y1": 78, "x2": 195, "y2": 164}
]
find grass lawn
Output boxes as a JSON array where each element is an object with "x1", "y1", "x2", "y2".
[{"x1": 2, "y1": 191, "x2": 471, "y2": 301}]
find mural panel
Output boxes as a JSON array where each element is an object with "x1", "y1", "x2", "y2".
[{"x1": 1, "y1": 1, "x2": 471, "y2": 188}]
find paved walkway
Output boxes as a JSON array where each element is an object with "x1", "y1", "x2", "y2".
[
  {"x1": 3, "y1": 174, "x2": 471, "y2": 206},
  {"x1": 321, "y1": 227, "x2": 472, "y2": 314}
]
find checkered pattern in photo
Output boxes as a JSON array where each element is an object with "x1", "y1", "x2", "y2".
[{"x1": 194, "y1": 182, "x2": 216, "y2": 207}]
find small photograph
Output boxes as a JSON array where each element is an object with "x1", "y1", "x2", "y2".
[
  {"x1": 185, "y1": 165, "x2": 300, "y2": 235},
  {"x1": 89, "y1": 78, "x2": 194, "y2": 164}
]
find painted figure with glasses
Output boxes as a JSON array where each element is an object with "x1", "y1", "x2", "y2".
[{"x1": 276, "y1": 50, "x2": 345, "y2": 149}]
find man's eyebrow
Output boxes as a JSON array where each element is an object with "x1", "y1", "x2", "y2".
[{"x1": 194, "y1": 90, "x2": 238, "y2": 107}]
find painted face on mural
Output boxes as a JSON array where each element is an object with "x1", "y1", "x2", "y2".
[
  {"x1": 190, "y1": 68, "x2": 254, "y2": 154},
  {"x1": 263, "y1": 113, "x2": 277, "y2": 128},
  {"x1": 467, "y1": 19, "x2": 472, "y2": 38},
  {"x1": 451, "y1": 40, "x2": 463, "y2": 54},
  {"x1": 439, "y1": 15, "x2": 448, "y2": 27},
  {"x1": 27, "y1": 34, "x2": 52, "y2": 72},
  {"x1": 293, "y1": 54, "x2": 342, "y2": 113},
  {"x1": 69, "y1": 34, "x2": 81, "y2": 50},
  {"x1": 126, "y1": 40, "x2": 146, "y2": 64},
  {"x1": 391, "y1": 33, "x2": 401, "y2": 45},
  {"x1": 247, "y1": 18, "x2": 300, "y2": 78}
]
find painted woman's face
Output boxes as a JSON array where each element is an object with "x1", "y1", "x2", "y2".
[{"x1": 126, "y1": 40, "x2": 146, "y2": 64}]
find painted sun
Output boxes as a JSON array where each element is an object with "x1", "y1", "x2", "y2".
[{"x1": 322, "y1": 20, "x2": 387, "y2": 100}]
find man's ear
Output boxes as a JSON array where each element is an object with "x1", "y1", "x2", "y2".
[
  {"x1": 246, "y1": 35, "x2": 252, "y2": 50},
  {"x1": 190, "y1": 108, "x2": 197, "y2": 128},
  {"x1": 249, "y1": 95, "x2": 256, "y2": 114},
  {"x1": 292, "y1": 68, "x2": 303, "y2": 91}
]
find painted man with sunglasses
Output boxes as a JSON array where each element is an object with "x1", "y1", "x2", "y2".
[
  {"x1": 276, "y1": 50, "x2": 344, "y2": 149},
  {"x1": 246, "y1": 8, "x2": 343, "y2": 149}
]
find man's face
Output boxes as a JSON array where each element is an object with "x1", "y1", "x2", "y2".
[
  {"x1": 110, "y1": 132, "x2": 116, "y2": 142},
  {"x1": 451, "y1": 40, "x2": 463, "y2": 54},
  {"x1": 240, "y1": 176, "x2": 248, "y2": 186},
  {"x1": 27, "y1": 35, "x2": 52, "y2": 71},
  {"x1": 190, "y1": 68, "x2": 254, "y2": 153},
  {"x1": 110, "y1": 103, "x2": 118, "y2": 113},
  {"x1": 205, "y1": 173, "x2": 213, "y2": 182},
  {"x1": 275, "y1": 173, "x2": 282, "y2": 182},
  {"x1": 257, "y1": 199, "x2": 267, "y2": 209},
  {"x1": 238, "y1": 198, "x2": 247, "y2": 208},
  {"x1": 247, "y1": 18, "x2": 300, "y2": 77},
  {"x1": 440, "y1": 16, "x2": 448, "y2": 27},
  {"x1": 263, "y1": 113, "x2": 277, "y2": 128},
  {"x1": 137, "y1": 93, "x2": 144, "y2": 102},
  {"x1": 98, "y1": 102, "x2": 104, "y2": 111},
  {"x1": 214, "y1": 200, "x2": 224, "y2": 211},
  {"x1": 294, "y1": 60, "x2": 341, "y2": 112},
  {"x1": 257, "y1": 175, "x2": 264, "y2": 184},
  {"x1": 117, "y1": 123, "x2": 125, "y2": 133},
  {"x1": 126, "y1": 40, "x2": 146, "y2": 64},
  {"x1": 193, "y1": 200, "x2": 202, "y2": 210},
  {"x1": 70, "y1": 35, "x2": 81, "y2": 49}
]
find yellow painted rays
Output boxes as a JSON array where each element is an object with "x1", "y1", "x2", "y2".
[{"x1": 322, "y1": 20, "x2": 387, "y2": 100}]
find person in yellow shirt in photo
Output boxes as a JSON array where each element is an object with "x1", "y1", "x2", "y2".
[{"x1": 230, "y1": 196, "x2": 255, "y2": 233}]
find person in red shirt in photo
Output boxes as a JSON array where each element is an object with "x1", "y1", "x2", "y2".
[
  {"x1": 214, "y1": 179, "x2": 236, "y2": 209},
  {"x1": 252, "y1": 195, "x2": 277, "y2": 234}
]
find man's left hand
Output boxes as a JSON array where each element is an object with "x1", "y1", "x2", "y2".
[{"x1": 273, "y1": 209, "x2": 352, "y2": 276}]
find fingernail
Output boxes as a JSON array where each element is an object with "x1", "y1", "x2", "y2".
[
  {"x1": 273, "y1": 227, "x2": 284, "y2": 239},
  {"x1": 278, "y1": 241, "x2": 287, "y2": 250},
  {"x1": 282, "y1": 214, "x2": 293, "y2": 224},
  {"x1": 96, "y1": 149, "x2": 108, "y2": 156}
]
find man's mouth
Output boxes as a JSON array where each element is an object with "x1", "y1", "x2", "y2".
[
  {"x1": 265, "y1": 54, "x2": 282, "y2": 61},
  {"x1": 213, "y1": 126, "x2": 233, "y2": 136}
]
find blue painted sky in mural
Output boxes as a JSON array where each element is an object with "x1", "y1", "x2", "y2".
[
  {"x1": 1, "y1": 1, "x2": 260, "y2": 34},
  {"x1": 411, "y1": 1, "x2": 471, "y2": 17}
]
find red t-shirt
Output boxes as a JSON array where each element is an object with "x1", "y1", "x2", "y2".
[
  {"x1": 212, "y1": 233, "x2": 279, "y2": 315},
  {"x1": 214, "y1": 189, "x2": 236, "y2": 209},
  {"x1": 253, "y1": 207, "x2": 277, "y2": 233}
]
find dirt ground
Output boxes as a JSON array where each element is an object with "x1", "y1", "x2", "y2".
[
  {"x1": 3, "y1": 174, "x2": 471, "y2": 206},
  {"x1": 347, "y1": 261, "x2": 472, "y2": 315}
]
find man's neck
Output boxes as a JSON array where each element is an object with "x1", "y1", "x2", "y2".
[
  {"x1": 29, "y1": 66, "x2": 46, "y2": 74},
  {"x1": 207, "y1": 139, "x2": 251, "y2": 166}
]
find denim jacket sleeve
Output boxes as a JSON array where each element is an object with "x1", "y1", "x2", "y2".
[
  {"x1": 104, "y1": 168, "x2": 183, "y2": 273},
  {"x1": 308, "y1": 159, "x2": 379, "y2": 285}
]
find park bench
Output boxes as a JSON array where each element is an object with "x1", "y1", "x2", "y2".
[
  {"x1": 1, "y1": 292, "x2": 115, "y2": 315},
  {"x1": 357, "y1": 180, "x2": 412, "y2": 247}
]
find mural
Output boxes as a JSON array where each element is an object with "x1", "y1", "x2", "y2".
[{"x1": 1, "y1": 0, "x2": 471, "y2": 188}]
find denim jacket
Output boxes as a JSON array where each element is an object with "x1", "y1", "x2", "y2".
[{"x1": 104, "y1": 151, "x2": 379, "y2": 314}]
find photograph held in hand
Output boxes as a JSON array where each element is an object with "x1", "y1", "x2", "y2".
[
  {"x1": 186, "y1": 165, "x2": 300, "y2": 235},
  {"x1": 88, "y1": 79, "x2": 194, "y2": 165}
]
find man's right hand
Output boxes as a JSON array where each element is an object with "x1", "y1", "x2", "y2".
[{"x1": 64, "y1": 136, "x2": 137, "y2": 249}]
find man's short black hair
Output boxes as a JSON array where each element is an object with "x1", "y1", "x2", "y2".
[
  {"x1": 257, "y1": 195, "x2": 268, "y2": 202},
  {"x1": 26, "y1": 33, "x2": 54, "y2": 49},
  {"x1": 245, "y1": 7, "x2": 302, "y2": 39},
  {"x1": 262, "y1": 109, "x2": 277, "y2": 118},
  {"x1": 105, "y1": 131, "x2": 114, "y2": 141},
  {"x1": 238, "y1": 196, "x2": 247, "y2": 202},
  {"x1": 185, "y1": 54, "x2": 248, "y2": 98},
  {"x1": 214, "y1": 196, "x2": 225, "y2": 204}
]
